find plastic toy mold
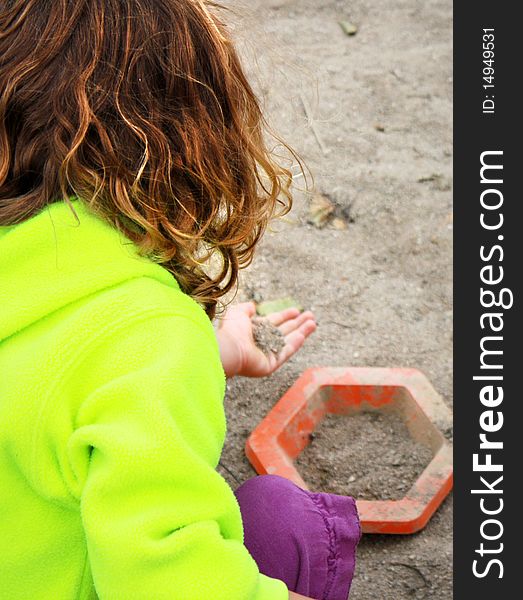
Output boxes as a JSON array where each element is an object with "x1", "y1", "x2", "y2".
[{"x1": 245, "y1": 367, "x2": 453, "y2": 534}]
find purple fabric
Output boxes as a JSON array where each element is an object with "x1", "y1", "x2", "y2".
[{"x1": 235, "y1": 475, "x2": 361, "y2": 600}]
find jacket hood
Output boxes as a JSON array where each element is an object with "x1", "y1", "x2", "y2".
[{"x1": 0, "y1": 199, "x2": 178, "y2": 343}]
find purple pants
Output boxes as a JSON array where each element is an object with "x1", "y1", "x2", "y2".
[{"x1": 235, "y1": 475, "x2": 361, "y2": 600}]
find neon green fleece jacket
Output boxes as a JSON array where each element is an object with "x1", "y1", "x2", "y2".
[{"x1": 0, "y1": 199, "x2": 287, "y2": 600}]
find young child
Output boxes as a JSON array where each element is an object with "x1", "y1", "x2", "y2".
[{"x1": 0, "y1": 1, "x2": 361, "y2": 599}]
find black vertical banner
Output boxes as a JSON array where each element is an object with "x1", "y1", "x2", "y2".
[{"x1": 454, "y1": 3, "x2": 520, "y2": 597}]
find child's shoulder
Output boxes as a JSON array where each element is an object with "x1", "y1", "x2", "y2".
[{"x1": 0, "y1": 198, "x2": 212, "y2": 345}]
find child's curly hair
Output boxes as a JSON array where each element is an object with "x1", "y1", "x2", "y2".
[{"x1": 0, "y1": 0, "x2": 300, "y2": 317}]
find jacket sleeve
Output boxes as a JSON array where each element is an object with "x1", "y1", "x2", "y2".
[{"x1": 67, "y1": 311, "x2": 288, "y2": 600}]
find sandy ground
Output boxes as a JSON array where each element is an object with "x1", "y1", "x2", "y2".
[
  {"x1": 217, "y1": 1, "x2": 453, "y2": 598},
  {"x1": 296, "y1": 411, "x2": 434, "y2": 502}
]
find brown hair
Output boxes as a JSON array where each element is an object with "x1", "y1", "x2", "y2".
[{"x1": 0, "y1": 0, "x2": 300, "y2": 317}]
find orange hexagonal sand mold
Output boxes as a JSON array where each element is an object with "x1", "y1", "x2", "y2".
[{"x1": 245, "y1": 367, "x2": 453, "y2": 534}]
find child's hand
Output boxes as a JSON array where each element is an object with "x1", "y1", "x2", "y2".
[{"x1": 216, "y1": 302, "x2": 316, "y2": 378}]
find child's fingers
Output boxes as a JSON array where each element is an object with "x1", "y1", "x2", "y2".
[
  {"x1": 294, "y1": 318, "x2": 317, "y2": 342},
  {"x1": 276, "y1": 320, "x2": 317, "y2": 366},
  {"x1": 277, "y1": 310, "x2": 315, "y2": 336},
  {"x1": 266, "y1": 307, "x2": 301, "y2": 327},
  {"x1": 276, "y1": 331, "x2": 306, "y2": 366}
]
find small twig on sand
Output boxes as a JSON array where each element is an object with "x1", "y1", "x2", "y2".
[
  {"x1": 218, "y1": 461, "x2": 242, "y2": 486},
  {"x1": 390, "y1": 68, "x2": 405, "y2": 82},
  {"x1": 389, "y1": 562, "x2": 430, "y2": 589},
  {"x1": 300, "y1": 93, "x2": 330, "y2": 156},
  {"x1": 327, "y1": 319, "x2": 351, "y2": 329}
]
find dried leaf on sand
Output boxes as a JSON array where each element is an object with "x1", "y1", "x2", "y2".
[
  {"x1": 307, "y1": 193, "x2": 335, "y2": 228},
  {"x1": 339, "y1": 20, "x2": 358, "y2": 36}
]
